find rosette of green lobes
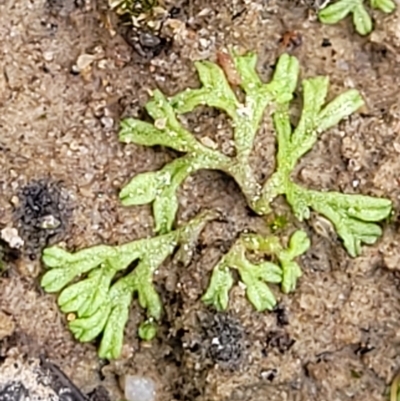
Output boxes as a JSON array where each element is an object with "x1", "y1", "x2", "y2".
[
  {"x1": 202, "y1": 230, "x2": 311, "y2": 312},
  {"x1": 118, "y1": 52, "x2": 300, "y2": 233},
  {"x1": 40, "y1": 211, "x2": 215, "y2": 359},
  {"x1": 119, "y1": 51, "x2": 391, "y2": 256},
  {"x1": 318, "y1": 0, "x2": 396, "y2": 35}
]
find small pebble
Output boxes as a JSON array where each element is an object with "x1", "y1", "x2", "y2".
[
  {"x1": 10, "y1": 196, "x2": 19, "y2": 207},
  {"x1": 98, "y1": 59, "x2": 108, "y2": 69},
  {"x1": 1, "y1": 227, "x2": 24, "y2": 249},
  {"x1": 100, "y1": 116, "x2": 114, "y2": 130},
  {"x1": 200, "y1": 136, "x2": 218, "y2": 149},
  {"x1": 124, "y1": 375, "x2": 156, "y2": 401},
  {"x1": 139, "y1": 32, "x2": 161, "y2": 48},
  {"x1": 75, "y1": 54, "x2": 96, "y2": 71},
  {"x1": 43, "y1": 51, "x2": 54, "y2": 61},
  {"x1": 40, "y1": 215, "x2": 61, "y2": 230}
]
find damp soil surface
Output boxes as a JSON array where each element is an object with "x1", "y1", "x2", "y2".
[{"x1": 1, "y1": 0, "x2": 400, "y2": 400}]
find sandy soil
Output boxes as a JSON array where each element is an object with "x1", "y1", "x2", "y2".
[{"x1": 1, "y1": 0, "x2": 400, "y2": 400}]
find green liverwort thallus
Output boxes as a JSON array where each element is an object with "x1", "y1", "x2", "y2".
[{"x1": 41, "y1": 50, "x2": 392, "y2": 359}]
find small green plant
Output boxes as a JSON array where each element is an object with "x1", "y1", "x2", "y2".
[
  {"x1": 41, "y1": 51, "x2": 392, "y2": 359},
  {"x1": 41, "y1": 210, "x2": 307, "y2": 358},
  {"x1": 118, "y1": 53, "x2": 299, "y2": 233},
  {"x1": 119, "y1": 51, "x2": 391, "y2": 256},
  {"x1": 41, "y1": 211, "x2": 215, "y2": 359},
  {"x1": 202, "y1": 230, "x2": 310, "y2": 312},
  {"x1": 318, "y1": 0, "x2": 396, "y2": 35},
  {"x1": 259, "y1": 76, "x2": 392, "y2": 257}
]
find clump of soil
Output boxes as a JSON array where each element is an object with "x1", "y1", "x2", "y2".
[
  {"x1": 14, "y1": 180, "x2": 71, "y2": 259},
  {"x1": 203, "y1": 313, "x2": 245, "y2": 370}
]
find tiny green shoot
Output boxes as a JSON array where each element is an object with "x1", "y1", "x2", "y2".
[
  {"x1": 202, "y1": 230, "x2": 310, "y2": 311},
  {"x1": 318, "y1": 0, "x2": 396, "y2": 35},
  {"x1": 138, "y1": 320, "x2": 157, "y2": 341}
]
